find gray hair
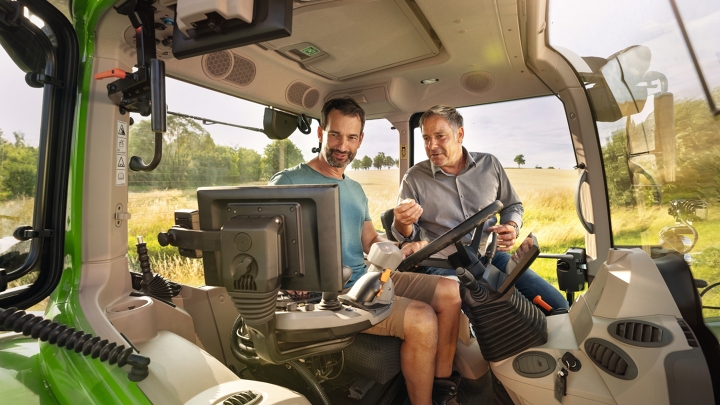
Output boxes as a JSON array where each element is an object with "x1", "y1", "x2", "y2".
[{"x1": 418, "y1": 105, "x2": 464, "y2": 134}]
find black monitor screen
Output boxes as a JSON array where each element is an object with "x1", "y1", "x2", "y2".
[{"x1": 197, "y1": 185, "x2": 343, "y2": 293}]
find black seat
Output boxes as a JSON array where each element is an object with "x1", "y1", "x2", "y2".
[{"x1": 655, "y1": 253, "x2": 720, "y2": 400}]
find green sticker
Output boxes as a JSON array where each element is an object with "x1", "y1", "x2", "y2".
[{"x1": 300, "y1": 46, "x2": 320, "y2": 56}]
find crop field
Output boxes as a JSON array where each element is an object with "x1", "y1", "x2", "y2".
[{"x1": 2, "y1": 168, "x2": 717, "y2": 316}]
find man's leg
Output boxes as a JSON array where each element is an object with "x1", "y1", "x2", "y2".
[
  {"x1": 489, "y1": 252, "x2": 569, "y2": 310},
  {"x1": 429, "y1": 277, "x2": 461, "y2": 378},
  {"x1": 363, "y1": 297, "x2": 437, "y2": 404}
]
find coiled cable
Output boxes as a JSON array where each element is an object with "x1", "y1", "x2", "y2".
[{"x1": 0, "y1": 307, "x2": 150, "y2": 381}]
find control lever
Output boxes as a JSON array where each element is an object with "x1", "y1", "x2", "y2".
[{"x1": 339, "y1": 243, "x2": 399, "y2": 310}]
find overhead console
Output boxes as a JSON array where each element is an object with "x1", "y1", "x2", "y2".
[{"x1": 261, "y1": 0, "x2": 441, "y2": 81}]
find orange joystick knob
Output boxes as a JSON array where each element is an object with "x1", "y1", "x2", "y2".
[
  {"x1": 94, "y1": 68, "x2": 127, "y2": 80},
  {"x1": 533, "y1": 295, "x2": 553, "y2": 312}
]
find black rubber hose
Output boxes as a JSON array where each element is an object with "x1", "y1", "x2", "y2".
[
  {"x1": 289, "y1": 359, "x2": 331, "y2": 405},
  {"x1": 0, "y1": 307, "x2": 150, "y2": 381}
]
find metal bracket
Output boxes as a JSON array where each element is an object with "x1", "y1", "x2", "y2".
[
  {"x1": 13, "y1": 226, "x2": 53, "y2": 241},
  {"x1": 25, "y1": 72, "x2": 65, "y2": 88}
]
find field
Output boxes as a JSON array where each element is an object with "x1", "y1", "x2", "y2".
[{"x1": 2, "y1": 168, "x2": 718, "y2": 316}]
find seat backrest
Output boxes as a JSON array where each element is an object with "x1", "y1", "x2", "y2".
[
  {"x1": 655, "y1": 253, "x2": 720, "y2": 400},
  {"x1": 381, "y1": 208, "x2": 397, "y2": 241}
]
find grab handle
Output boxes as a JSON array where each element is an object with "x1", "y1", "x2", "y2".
[{"x1": 574, "y1": 165, "x2": 594, "y2": 234}]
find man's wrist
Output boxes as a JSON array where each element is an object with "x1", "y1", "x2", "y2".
[{"x1": 506, "y1": 221, "x2": 519, "y2": 237}]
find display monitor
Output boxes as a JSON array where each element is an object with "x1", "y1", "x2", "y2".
[{"x1": 197, "y1": 185, "x2": 343, "y2": 293}]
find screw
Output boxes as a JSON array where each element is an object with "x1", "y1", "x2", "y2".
[
  {"x1": 290, "y1": 207, "x2": 295, "y2": 212},
  {"x1": 108, "y1": 84, "x2": 116, "y2": 91},
  {"x1": 292, "y1": 239, "x2": 296, "y2": 244},
  {"x1": 257, "y1": 207, "x2": 262, "y2": 212}
]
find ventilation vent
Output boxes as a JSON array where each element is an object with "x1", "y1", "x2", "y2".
[
  {"x1": 234, "y1": 275, "x2": 257, "y2": 291},
  {"x1": 584, "y1": 338, "x2": 638, "y2": 380},
  {"x1": 286, "y1": 81, "x2": 321, "y2": 109},
  {"x1": 202, "y1": 51, "x2": 256, "y2": 87},
  {"x1": 677, "y1": 319, "x2": 699, "y2": 347},
  {"x1": 608, "y1": 320, "x2": 672, "y2": 347},
  {"x1": 223, "y1": 391, "x2": 262, "y2": 405},
  {"x1": 461, "y1": 71, "x2": 495, "y2": 93}
]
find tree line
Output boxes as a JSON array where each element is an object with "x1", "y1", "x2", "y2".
[
  {"x1": 128, "y1": 116, "x2": 305, "y2": 189},
  {"x1": 351, "y1": 152, "x2": 398, "y2": 171},
  {"x1": 1, "y1": 90, "x2": 718, "y2": 200}
]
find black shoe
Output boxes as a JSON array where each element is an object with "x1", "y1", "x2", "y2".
[{"x1": 432, "y1": 372, "x2": 462, "y2": 405}]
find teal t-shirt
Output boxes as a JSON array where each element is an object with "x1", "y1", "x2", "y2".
[{"x1": 268, "y1": 163, "x2": 371, "y2": 286}]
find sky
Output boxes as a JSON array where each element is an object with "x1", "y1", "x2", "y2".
[{"x1": 2, "y1": 0, "x2": 718, "y2": 170}]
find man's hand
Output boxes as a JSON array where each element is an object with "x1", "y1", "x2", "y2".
[
  {"x1": 487, "y1": 222, "x2": 517, "y2": 252},
  {"x1": 393, "y1": 198, "x2": 423, "y2": 238},
  {"x1": 399, "y1": 240, "x2": 428, "y2": 259},
  {"x1": 510, "y1": 235, "x2": 533, "y2": 264}
]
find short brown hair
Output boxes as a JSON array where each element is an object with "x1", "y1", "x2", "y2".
[
  {"x1": 419, "y1": 105, "x2": 463, "y2": 133},
  {"x1": 321, "y1": 97, "x2": 366, "y2": 133}
]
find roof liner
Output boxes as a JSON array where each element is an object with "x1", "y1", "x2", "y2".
[{"x1": 94, "y1": 0, "x2": 552, "y2": 121}]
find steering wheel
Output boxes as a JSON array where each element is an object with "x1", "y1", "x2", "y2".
[{"x1": 396, "y1": 200, "x2": 504, "y2": 272}]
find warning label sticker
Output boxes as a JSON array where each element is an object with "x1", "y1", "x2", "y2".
[{"x1": 116, "y1": 120, "x2": 128, "y2": 185}]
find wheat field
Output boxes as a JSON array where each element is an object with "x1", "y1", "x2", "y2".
[{"x1": 2, "y1": 168, "x2": 718, "y2": 316}]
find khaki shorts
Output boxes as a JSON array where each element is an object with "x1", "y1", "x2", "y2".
[{"x1": 363, "y1": 271, "x2": 440, "y2": 340}]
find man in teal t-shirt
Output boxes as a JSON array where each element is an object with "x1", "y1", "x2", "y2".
[
  {"x1": 269, "y1": 163, "x2": 371, "y2": 287},
  {"x1": 269, "y1": 98, "x2": 463, "y2": 405}
]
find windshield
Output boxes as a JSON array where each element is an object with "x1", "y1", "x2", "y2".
[
  {"x1": 128, "y1": 79, "x2": 399, "y2": 287},
  {"x1": 550, "y1": 0, "x2": 720, "y2": 317}
]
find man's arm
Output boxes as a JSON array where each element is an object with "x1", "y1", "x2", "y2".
[
  {"x1": 488, "y1": 158, "x2": 524, "y2": 251},
  {"x1": 391, "y1": 176, "x2": 423, "y2": 241}
]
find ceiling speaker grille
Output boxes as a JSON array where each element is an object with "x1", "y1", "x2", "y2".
[
  {"x1": 202, "y1": 52, "x2": 256, "y2": 87},
  {"x1": 226, "y1": 55, "x2": 256, "y2": 86},
  {"x1": 461, "y1": 71, "x2": 494, "y2": 93},
  {"x1": 203, "y1": 51, "x2": 234, "y2": 79},
  {"x1": 303, "y1": 88, "x2": 320, "y2": 109},
  {"x1": 287, "y1": 81, "x2": 311, "y2": 107}
]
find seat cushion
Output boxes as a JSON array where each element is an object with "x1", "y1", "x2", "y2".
[{"x1": 344, "y1": 333, "x2": 401, "y2": 384}]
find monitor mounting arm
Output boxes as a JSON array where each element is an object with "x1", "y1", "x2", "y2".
[{"x1": 94, "y1": 0, "x2": 166, "y2": 171}]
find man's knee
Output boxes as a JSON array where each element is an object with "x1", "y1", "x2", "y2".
[
  {"x1": 433, "y1": 277, "x2": 461, "y2": 310},
  {"x1": 404, "y1": 301, "x2": 438, "y2": 343}
]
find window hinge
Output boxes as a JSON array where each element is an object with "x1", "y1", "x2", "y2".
[
  {"x1": 13, "y1": 226, "x2": 53, "y2": 241},
  {"x1": 25, "y1": 72, "x2": 65, "y2": 89},
  {"x1": 115, "y1": 212, "x2": 132, "y2": 221}
]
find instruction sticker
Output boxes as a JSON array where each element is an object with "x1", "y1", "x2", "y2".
[
  {"x1": 116, "y1": 120, "x2": 128, "y2": 185},
  {"x1": 400, "y1": 144, "x2": 408, "y2": 160}
]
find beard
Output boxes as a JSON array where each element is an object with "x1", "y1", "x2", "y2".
[{"x1": 324, "y1": 146, "x2": 356, "y2": 168}]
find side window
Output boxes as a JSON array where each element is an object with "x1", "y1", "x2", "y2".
[
  {"x1": 345, "y1": 119, "x2": 399, "y2": 232},
  {"x1": 0, "y1": 22, "x2": 44, "y2": 292},
  {"x1": 127, "y1": 78, "x2": 319, "y2": 287},
  {"x1": 412, "y1": 96, "x2": 582, "y2": 282},
  {"x1": 550, "y1": 0, "x2": 720, "y2": 317}
]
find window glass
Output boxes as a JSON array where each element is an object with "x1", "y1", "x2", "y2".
[
  {"x1": 127, "y1": 80, "x2": 400, "y2": 286},
  {"x1": 128, "y1": 78, "x2": 320, "y2": 287},
  {"x1": 0, "y1": 26, "x2": 44, "y2": 292},
  {"x1": 412, "y1": 96, "x2": 580, "y2": 285},
  {"x1": 550, "y1": 0, "x2": 720, "y2": 317},
  {"x1": 346, "y1": 119, "x2": 398, "y2": 232}
]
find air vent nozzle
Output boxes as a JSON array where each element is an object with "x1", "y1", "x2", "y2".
[
  {"x1": 223, "y1": 390, "x2": 262, "y2": 405},
  {"x1": 584, "y1": 338, "x2": 638, "y2": 380},
  {"x1": 608, "y1": 320, "x2": 672, "y2": 347},
  {"x1": 677, "y1": 319, "x2": 699, "y2": 347}
]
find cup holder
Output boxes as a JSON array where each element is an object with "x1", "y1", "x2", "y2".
[{"x1": 108, "y1": 297, "x2": 152, "y2": 313}]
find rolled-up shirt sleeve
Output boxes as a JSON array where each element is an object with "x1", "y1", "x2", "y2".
[{"x1": 494, "y1": 159, "x2": 524, "y2": 229}]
